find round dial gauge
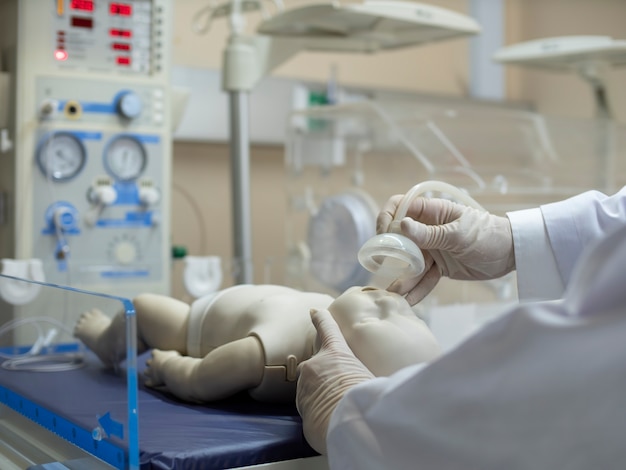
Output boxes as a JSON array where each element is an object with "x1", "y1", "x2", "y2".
[
  {"x1": 36, "y1": 133, "x2": 86, "y2": 181},
  {"x1": 104, "y1": 136, "x2": 147, "y2": 181}
]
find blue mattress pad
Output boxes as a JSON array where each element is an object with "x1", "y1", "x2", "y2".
[{"x1": 0, "y1": 350, "x2": 317, "y2": 469}]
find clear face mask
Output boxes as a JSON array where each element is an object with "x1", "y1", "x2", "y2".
[{"x1": 357, "y1": 180, "x2": 485, "y2": 284}]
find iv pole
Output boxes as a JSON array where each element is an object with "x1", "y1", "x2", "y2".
[
  {"x1": 221, "y1": 6, "x2": 305, "y2": 285},
  {"x1": 225, "y1": 1, "x2": 254, "y2": 286}
]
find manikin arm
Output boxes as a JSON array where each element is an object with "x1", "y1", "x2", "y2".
[{"x1": 144, "y1": 336, "x2": 265, "y2": 403}]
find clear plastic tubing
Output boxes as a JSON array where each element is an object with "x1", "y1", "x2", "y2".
[{"x1": 358, "y1": 180, "x2": 485, "y2": 283}]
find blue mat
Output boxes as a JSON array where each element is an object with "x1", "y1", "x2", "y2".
[{"x1": 0, "y1": 351, "x2": 317, "y2": 470}]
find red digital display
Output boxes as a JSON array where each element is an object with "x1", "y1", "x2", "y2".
[
  {"x1": 71, "y1": 0, "x2": 94, "y2": 11},
  {"x1": 110, "y1": 28, "x2": 132, "y2": 38},
  {"x1": 116, "y1": 56, "x2": 131, "y2": 66},
  {"x1": 110, "y1": 3, "x2": 132, "y2": 16},
  {"x1": 112, "y1": 43, "x2": 131, "y2": 51},
  {"x1": 71, "y1": 17, "x2": 93, "y2": 28}
]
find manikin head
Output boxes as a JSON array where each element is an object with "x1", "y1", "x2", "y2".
[{"x1": 327, "y1": 286, "x2": 441, "y2": 376}]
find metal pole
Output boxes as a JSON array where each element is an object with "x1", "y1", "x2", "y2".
[
  {"x1": 580, "y1": 65, "x2": 614, "y2": 193},
  {"x1": 229, "y1": 90, "x2": 254, "y2": 284},
  {"x1": 592, "y1": 83, "x2": 614, "y2": 193}
]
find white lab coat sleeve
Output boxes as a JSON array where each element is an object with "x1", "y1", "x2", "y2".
[
  {"x1": 506, "y1": 207, "x2": 564, "y2": 301},
  {"x1": 326, "y1": 225, "x2": 626, "y2": 470},
  {"x1": 506, "y1": 186, "x2": 626, "y2": 302},
  {"x1": 540, "y1": 187, "x2": 626, "y2": 287}
]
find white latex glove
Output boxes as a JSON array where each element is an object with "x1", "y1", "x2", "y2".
[
  {"x1": 377, "y1": 196, "x2": 515, "y2": 305},
  {"x1": 296, "y1": 308, "x2": 375, "y2": 455}
]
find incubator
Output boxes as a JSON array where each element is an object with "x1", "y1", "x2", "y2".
[
  {"x1": 0, "y1": 273, "x2": 329, "y2": 470},
  {"x1": 283, "y1": 96, "x2": 626, "y2": 346}
]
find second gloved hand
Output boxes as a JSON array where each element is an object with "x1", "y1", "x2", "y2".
[
  {"x1": 296, "y1": 308, "x2": 374, "y2": 455},
  {"x1": 377, "y1": 196, "x2": 515, "y2": 305}
]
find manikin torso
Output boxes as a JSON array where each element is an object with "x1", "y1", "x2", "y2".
[{"x1": 189, "y1": 285, "x2": 334, "y2": 400}]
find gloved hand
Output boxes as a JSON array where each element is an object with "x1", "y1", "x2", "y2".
[
  {"x1": 377, "y1": 196, "x2": 515, "y2": 305},
  {"x1": 296, "y1": 308, "x2": 374, "y2": 455}
]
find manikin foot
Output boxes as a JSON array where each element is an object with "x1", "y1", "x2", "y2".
[
  {"x1": 144, "y1": 349, "x2": 181, "y2": 388},
  {"x1": 74, "y1": 309, "x2": 122, "y2": 367}
]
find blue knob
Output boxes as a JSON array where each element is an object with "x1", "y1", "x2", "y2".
[
  {"x1": 53, "y1": 206, "x2": 78, "y2": 231},
  {"x1": 117, "y1": 92, "x2": 143, "y2": 119}
]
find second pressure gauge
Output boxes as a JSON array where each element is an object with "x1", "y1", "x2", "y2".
[
  {"x1": 36, "y1": 132, "x2": 87, "y2": 181},
  {"x1": 104, "y1": 135, "x2": 147, "y2": 181}
]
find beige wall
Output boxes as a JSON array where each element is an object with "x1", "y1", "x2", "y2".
[
  {"x1": 170, "y1": 142, "x2": 286, "y2": 299},
  {"x1": 170, "y1": 1, "x2": 626, "y2": 298}
]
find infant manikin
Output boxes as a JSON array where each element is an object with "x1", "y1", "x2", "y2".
[{"x1": 74, "y1": 285, "x2": 440, "y2": 403}]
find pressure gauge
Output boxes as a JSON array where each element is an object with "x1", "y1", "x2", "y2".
[
  {"x1": 36, "y1": 132, "x2": 87, "y2": 181},
  {"x1": 104, "y1": 135, "x2": 147, "y2": 181}
]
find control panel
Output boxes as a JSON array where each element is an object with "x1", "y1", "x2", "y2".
[
  {"x1": 0, "y1": 0, "x2": 173, "y2": 299},
  {"x1": 52, "y1": 0, "x2": 164, "y2": 75}
]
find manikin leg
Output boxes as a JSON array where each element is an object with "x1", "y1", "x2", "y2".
[
  {"x1": 143, "y1": 337, "x2": 265, "y2": 402},
  {"x1": 75, "y1": 293, "x2": 266, "y2": 402},
  {"x1": 74, "y1": 293, "x2": 190, "y2": 367}
]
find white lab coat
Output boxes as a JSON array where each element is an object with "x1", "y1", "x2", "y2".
[{"x1": 326, "y1": 188, "x2": 626, "y2": 470}]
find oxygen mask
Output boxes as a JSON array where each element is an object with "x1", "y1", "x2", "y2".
[{"x1": 357, "y1": 181, "x2": 484, "y2": 284}]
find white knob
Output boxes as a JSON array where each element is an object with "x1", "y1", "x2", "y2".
[
  {"x1": 114, "y1": 241, "x2": 137, "y2": 265},
  {"x1": 139, "y1": 187, "x2": 160, "y2": 206},
  {"x1": 94, "y1": 186, "x2": 117, "y2": 205}
]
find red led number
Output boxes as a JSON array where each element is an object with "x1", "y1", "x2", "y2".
[
  {"x1": 112, "y1": 43, "x2": 131, "y2": 51},
  {"x1": 71, "y1": 0, "x2": 94, "y2": 11},
  {"x1": 110, "y1": 29, "x2": 132, "y2": 38},
  {"x1": 110, "y1": 3, "x2": 132, "y2": 16}
]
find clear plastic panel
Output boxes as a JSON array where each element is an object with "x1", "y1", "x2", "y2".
[
  {"x1": 0, "y1": 272, "x2": 138, "y2": 469},
  {"x1": 287, "y1": 100, "x2": 626, "y2": 196},
  {"x1": 284, "y1": 98, "x2": 626, "y2": 298}
]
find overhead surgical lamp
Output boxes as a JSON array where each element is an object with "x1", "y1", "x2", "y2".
[
  {"x1": 208, "y1": 0, "x2": 481, "y2": 284},
  {"x1": 493, "y1": 35, "x2": 626, "y2": 119}
]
